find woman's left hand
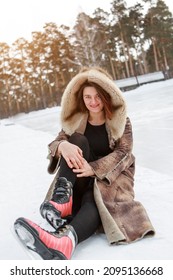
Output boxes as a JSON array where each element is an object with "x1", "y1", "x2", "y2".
[{"x1": 72, "y1": 159, "x2": 95, "y2": 177}]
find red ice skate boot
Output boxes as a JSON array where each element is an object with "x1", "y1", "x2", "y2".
[
  {"x1": 40, "y1": 177, "x2": 73, "y2": 229},
  {"x1": 14, "y1": 217, "x2": 77, "y2": 260}
]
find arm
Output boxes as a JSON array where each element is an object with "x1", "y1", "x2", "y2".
[
  {"x1": 47, "y1": 130, "x2": 84, "y2": 173},
  {"x1": 47, "y1": 129, "x2": 69, "y2": 174},
  {"x1": 48, "y1": 129, "x2": 69, "y2": 158}
]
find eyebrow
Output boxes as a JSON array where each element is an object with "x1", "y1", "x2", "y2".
[{"x1": 83, "y1": 93, "x2": 100, "y2": 97}]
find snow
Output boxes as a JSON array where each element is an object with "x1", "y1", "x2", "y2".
[
  {"x1": 0, "y1": 78, "x2": 173, "y2": 260},
  {"x1": 115, "y1": 71, "x2": 164, "y2": 88}
]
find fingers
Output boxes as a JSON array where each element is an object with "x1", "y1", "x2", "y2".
[
  {"x1": 65, "y1": 155, "x2": 84, "y2": 169},
  {"x1": 70, "y1": 157, "x2": 84, "y2": 169},
  {"x1": 66, "y1": 158, "x2": 74, "y2": 169},
  {"x1": 73, "y1": 161, "x2": 94, "y2": 177},
  {"x1": 73, "y1": 169, "x2": 93, "y2": 177},
  {"x1": 77, "y1": 147, "x2": 83, "y2": 157},
  {"x1": 61, "y1": 144, "x2": 84, "y2": 168},
  {"x1": 73, "y1": 168, "x2": 86, "y2": 177}
]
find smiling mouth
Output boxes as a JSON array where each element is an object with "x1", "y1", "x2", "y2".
[{"x1": 90, "y1": 105, "x2": 99, "y2": 108}]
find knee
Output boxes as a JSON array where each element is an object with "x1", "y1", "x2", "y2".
[
  {"x1": 69, "y1": 133, "x2": 90, "y2": 160},
  {"x1": 69, "y1": 133, "x2": 89, "y2": 148}
]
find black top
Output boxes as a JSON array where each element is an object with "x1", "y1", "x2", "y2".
[{"x1": 84, "y1": 122, "x2": 112, "y2": 158}]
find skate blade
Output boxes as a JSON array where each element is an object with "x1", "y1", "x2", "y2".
[
  {"x1": 14, "y1": 220, "x2": 66, "y2": 260},
  {"x1": 11, "y1": 225, "x2": 42, "y2": 260}
]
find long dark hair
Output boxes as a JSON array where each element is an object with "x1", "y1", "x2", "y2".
[{"x1": 65, "y1": 81, "x2": 113, "y2": 121}]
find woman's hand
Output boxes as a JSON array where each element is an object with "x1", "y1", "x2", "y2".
[
  {"x1": 73, "y1": 159, "x2": 95, "y2": 177},
  {"x1": 58, "y1": 141, "x2": 84, "y2": 169}
]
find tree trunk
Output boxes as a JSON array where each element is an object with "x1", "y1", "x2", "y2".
[
  {"x1": 40, "y1": 79, "x2": 47, "y2": 108},
  {"x1": 152, "y1": 38, "x2": 159, "y2": 71},
  {"x1": 120, "y1": 31, "x2": 130, "y2": 77},
  {"x1": 127, "y1": 45, "x2": 134, "y2": 76},
  {"x1": 162, "y1": 46, "x2": 169, "y2": 70},
  {"x1": 141, "y1": 50, "x2": 148, "y2": 73},
  {"x1": 109, "y1": 55, "x2": 116, "y2": 80}
]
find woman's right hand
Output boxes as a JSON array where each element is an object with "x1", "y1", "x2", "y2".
[{"x1": 57, "y1": 141, "x2": 84, "y2": 169}]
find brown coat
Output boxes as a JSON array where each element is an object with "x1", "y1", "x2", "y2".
[{"x1": 46, "y1": 68, "x2": 155, "y2": 244}]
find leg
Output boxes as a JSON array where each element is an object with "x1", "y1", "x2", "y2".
[
  {"x1": 58, "y1": 132, "x2": 91, "y2": 184},
  {"x1": 14, "y1": 188, "x2": 101, "y2": 259},
  {"x1": 14, "y1": 134, "x2": 100, "y2": 259},
  {"x1": 40, "y1": 133, "x2": 93, "y2": 228},
  {"x1": 70, "y1": 188, "x2": 101, "y2": 243}
]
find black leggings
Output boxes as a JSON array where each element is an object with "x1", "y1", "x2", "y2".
[{"x1": 58, "y1": 133, "x2": 101, "y2": 243}]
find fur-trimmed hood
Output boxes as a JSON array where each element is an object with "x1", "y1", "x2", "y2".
[{"x1": 60, "y1": 68, "x2": 127, "y2": 141}]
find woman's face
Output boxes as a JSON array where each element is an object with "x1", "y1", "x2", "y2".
[{"x1": 83, "y1": 86, "x2": 104, "y2": 114}]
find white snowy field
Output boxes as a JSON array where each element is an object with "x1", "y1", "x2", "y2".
[{"x1": 0, "y1": 78, "x2": 173, "y2": 260}]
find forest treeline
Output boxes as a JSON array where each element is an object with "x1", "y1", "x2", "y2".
[{"x1": 0, "y1": 0, "x2": 173, "y2": 118}]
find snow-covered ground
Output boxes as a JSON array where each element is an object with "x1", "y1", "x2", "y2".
[{"x1": 0, "y1": 78, "x2": 173, "y2": 260}]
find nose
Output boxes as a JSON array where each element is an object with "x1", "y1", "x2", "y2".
[{"x1": 90, "y1": 97, "x2": 98, "y2": 105}]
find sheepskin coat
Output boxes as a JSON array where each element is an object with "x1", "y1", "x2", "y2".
[{"x1": 46, "y1": 68, "x2": 155, "y2": 244}]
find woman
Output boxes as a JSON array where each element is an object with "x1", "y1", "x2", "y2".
[{"x1": 14, "y1": 67, "x2": 155, "y2": 260}]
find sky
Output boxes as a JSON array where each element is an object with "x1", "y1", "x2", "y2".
[
  {"x1": 1, "y1": 0, "x2": 173, "y2": 45},
  {"x1": 0, "y1": 78, "x2": 173, "y2": 263}
]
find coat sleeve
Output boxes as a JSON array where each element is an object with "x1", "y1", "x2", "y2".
[
  {"x1": 47, "y1": 130, "x2": 69, "y2": 174},
  {"x1": 89, "y1": 117, "x2": 135, "y2": 184}
]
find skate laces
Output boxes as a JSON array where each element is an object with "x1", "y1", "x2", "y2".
[
  {"x1": 53, "y1": 225, "x2": 70, "y2": 237},
  {"x1": 53, "y1": 225, "x2": 78, "y2": 247},
  {"x1": 53, "y1": 178, "x2": 72, "y2": 202}
]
